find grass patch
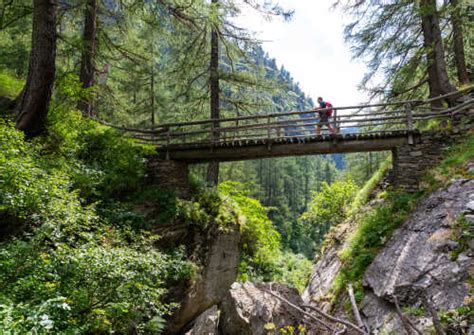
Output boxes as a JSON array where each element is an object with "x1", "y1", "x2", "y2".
[
  {"x1": 451, "y1": 214, "x2": 473, "y2": 261},
  {"x1": 349, "y1": 157, "x2": 392, "y2": 215},
  {"x1": 0, "y1": 71, "x2": 23, "y2": 98},
  {"x1": 331, "y1": 191, "x2": 421, "y2": 302},
  {"x1": 423, "y1": 132, "x2": 474, "y2": 189}
]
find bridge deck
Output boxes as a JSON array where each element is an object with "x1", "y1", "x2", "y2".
[{"x1": 156, "y1": 130, "x2": 417, "y2": 162}]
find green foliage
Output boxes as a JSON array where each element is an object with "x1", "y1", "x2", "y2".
[
  {"x1": 424, "y1": 132, "x2": 474, "y2": 189},
  {"x1": 220, "y1": 181, "x2": 280, "y2": 263},
  {"x1": 439, "y1": 305, "x2": 472, "y2": 335},
  {"x1": 451, "y1": 214, "x2": 473, "y2": 260},
  {"x1": 349, "y1": 157, "x2": 392, "y2": 214},
  {"x1": 0, "y1": 115, "x2": 193, "y2": 333},
  {"x1": 332, "y1": 191, "x2": 420, "y2": 301},
  {"x1": 0, "y1": 71, "x2": 23, "y2": 98},
  {"x1": 42, "y1": 74, "x2": 155, "y2": 200},
  {"x1": 403, "y1": 306, "x2": 425, "y2": 317},
  {"x1": 220, "y1": 181, "x2": 312, "y2": 292},
  {"x1": 0, "y1": 241, "x2": 192, "y2": 333},
  {"x1": 0, "y1": 119, "x2": 88, "y2": 227},
  {"x1": 299, "y1": 179, "x2": 358, "y2": 257}
]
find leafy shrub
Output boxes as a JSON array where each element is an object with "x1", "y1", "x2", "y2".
[
  {"x1": 0, "y1": 240, "x2": 192, "y2": 333},
  {"x1": 43, "y1": 74, "x2": 155, "y2": 200},
  {"x1": 0, "y1": 119, "x2": 90, "y2": 229},
  {"x1": 0, "y1": 118, "x2": 194, "y2": 334},
  {"x1": 220, "y1": 181, "x2": 281, "y2": 270},
  {"x1": 220, "y1": 181, "x2": 312, "y2": 291},
  {"x1": 332, "y1": 191, "x2": 420, "y2": 301},
  {"x1": 299, "y1": 179, "x2": 358, "y2": 256},
  {"x1": 0, "y1": 71, "x2": 23, "y2": 98}
]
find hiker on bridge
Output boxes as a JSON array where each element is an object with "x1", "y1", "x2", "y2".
[{"x1": 315, "y1": 97, "x2": 335, "y2": 135}]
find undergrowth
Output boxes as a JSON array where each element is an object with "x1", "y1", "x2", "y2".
[
  {"x1": 332, "y1": 191, "x2": 420, "y2": 303},
  {"x1": 0, "y1": 71, "x2": 23, "y2": 98},
  {"x1": 220, "y1": 181, "x2": 313, "y2": 293},
  {"x1": 0, "y1": 72, "x2": 196, "y2": 333},
  {"x1": 423, "y1": 131, "x2": 474, "y2": 189}
]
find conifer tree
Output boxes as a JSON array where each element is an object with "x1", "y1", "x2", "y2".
[{"x1": 15, "y1": 0, "x2": 57, "y2": 136}]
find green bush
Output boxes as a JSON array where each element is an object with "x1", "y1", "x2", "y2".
[
  {"x1": 0, "y1": 241, "x2": 192, "y2": 333},
  {"x1": 299, "y1": 179, "x2": 358, "y2": 256},
  {"x1": 0, "y1": 71, "x2": 23, "y2": 98},
  {"x1": 0, "y1": 118, "x2": 194, "y2": 334},
  {"x1": 332, "y1": 191, "x2": 420, "y2": 301},
  {"x1": 41, "y1": 74, "x2": 155, "y2": 200},
  {"x1": 219, "y1": 181, "x2": 312, "y2": 292}
]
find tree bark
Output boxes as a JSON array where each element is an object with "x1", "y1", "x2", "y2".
[
  {"x1": 206, "y1": 0, "x2": 220, "y2": 186},
  {"x1": 78, "y1": 0, "x2": 98, "y2": 117},
  {"x1": 450, "y1": 0, "x2": 469, "y2": 85},
  {"x1": 419, "y1": 0, "x2": 456, "y2": 106},
  {"x1": 15, "y1": 0, "x2": 57, "y2": 137}
]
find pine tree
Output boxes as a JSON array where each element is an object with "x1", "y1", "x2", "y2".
[{"x1": 15, "y1": 0, "x2": 57, "y2": 136}]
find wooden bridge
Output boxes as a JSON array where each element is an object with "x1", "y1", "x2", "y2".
[
  {"x1": 120, "y1": 90, "x2": 473, "y2": 161},
  {"x1": 104, "y1": 89, "x2": 473, "y2": 196}
]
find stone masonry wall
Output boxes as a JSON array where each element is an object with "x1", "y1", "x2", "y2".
[
  {"x1": 147, "y1": 157, "x2": 191, "y2": 199},
  {"x1": 392, "y1": 108, "x2": 473, "y2": 192}
]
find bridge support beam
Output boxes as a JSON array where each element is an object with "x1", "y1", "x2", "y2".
[{"x1": 147, "y1": 157, "x2": 191, "y2": 199}]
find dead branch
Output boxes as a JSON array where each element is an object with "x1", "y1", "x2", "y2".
[
  {"x1": 264, "y1": 285, "x2": 335, "y2": 333},
  {"x1": 421, "y1": 290, "x2": 445, "y2": 335},
  {"x1": 347, "y1": 283, "x2": 366, "y2": 332},
  {"x1": 302, "y1": 304, "x2": 367, "y2": 335},
  {"x1": 393, "y1": 296, "x2": 423, "y2": 335}
]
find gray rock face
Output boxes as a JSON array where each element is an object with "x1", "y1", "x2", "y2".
[
  {"x1": 165, "y1": 221, "x2": 240, "y2": 334},
  {"x1": 362, "y1": 179, "x2": 474, "y2": 333},
  {"x1": 185, "y1": 305, "x2": 220, "y2": 335},
  {"x1": 363, "y1": 179, "x2": 473, "y2": 306},
  {"x1": 302, "y1": 240, "x2": 342, "y2": 311},
  {"x1": 220, "y1": 282, "x2": 309, "y2": 335},
  {"x1": 302, "y1": 177, "x2": 473, "y2": 334}
]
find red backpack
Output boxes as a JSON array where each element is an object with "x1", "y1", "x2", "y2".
[{"x1": 325, "y1": 102, "x2": 333, "y2": 117}]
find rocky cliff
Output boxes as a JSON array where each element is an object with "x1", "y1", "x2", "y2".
[{"x1": 304, "y1": 175, "x2": 473, "y2": 334}]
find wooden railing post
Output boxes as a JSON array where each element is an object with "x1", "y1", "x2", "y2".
[
  {"x1": 405, "y1": 103, "x2": 414, "y2": 144},
  {"x1": 332, "y1": 108, "x2": 338, "y2": 134},
  {"x1": 267, "y1": 116, "x2": 271, "y2": 140},
  {"x1": 165, "y1": 128, "x2": 171, "y2": 160}
]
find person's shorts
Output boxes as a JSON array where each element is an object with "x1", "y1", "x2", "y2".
[{"x1": 318, "y1": 113, "x2": 330, "y2": 125}]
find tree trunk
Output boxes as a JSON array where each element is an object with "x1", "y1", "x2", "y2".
[
  {"x1": 78, "y1": 0, "x2": 97, "y2": 117},
  {"x1": 15, "y1": 0, "x2": 57, "y2": 137},
  {"x1": 419, "y1": 0, "x2": 456, "y2": 106},
  {"x1": 206, "y1": 0, "x2": 220, "y2": 186},
  {"x1": 151, "y1": 53, "x2": 155, "y2": 127},
  {"x1": 450, "y1": 0, "x2": 469, "y2": 85}
]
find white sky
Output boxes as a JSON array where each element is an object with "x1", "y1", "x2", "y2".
[{"x1": 235, "y1": 0, "x2": 369, "y2": 107}]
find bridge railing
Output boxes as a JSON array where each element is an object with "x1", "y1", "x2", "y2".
[{"x1": 101, "y1": 88, "x2": 473, "y2": 147}]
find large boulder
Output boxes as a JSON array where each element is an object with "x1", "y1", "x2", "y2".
[
  {"x1": 219, "y1": 282, "x2": 311, "y2": 335},
  {"x1": 362, "y1": 178, "x2": 474, "y2": 333},
  {"x1": 185, "y1": 305, "x2": 220, "y2": 335},
  {"x1": 164, "y1": 219, "x2": 241, "y2": 334}
]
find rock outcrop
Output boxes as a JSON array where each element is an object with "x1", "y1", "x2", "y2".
[
  {"x1": 219, "y1": 282, "x2": 309, "y2": 335},
  {"x1": 361, "y1": 178, "x2": 474, "y2": 334},
  {"x1": 164, "y1": 219, "x2": 241, "y2": 334},
  {"x1": 185, "y1": 306, "x2": 220, "y2": 335},
  {"x1": 303, "y1": 177, "x2": 474, "y2": 334}
]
